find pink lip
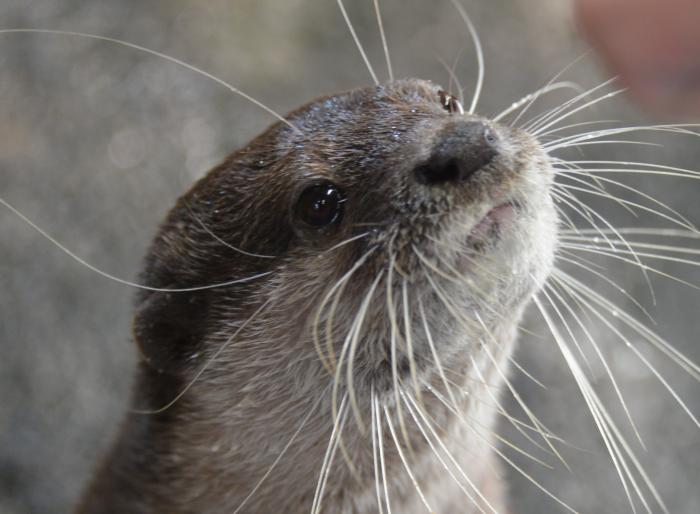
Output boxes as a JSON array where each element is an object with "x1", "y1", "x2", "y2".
[{"x1": 467, "y1": 202, "x2": 516, "y2": 243}]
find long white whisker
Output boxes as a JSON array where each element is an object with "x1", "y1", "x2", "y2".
[
  {"x1": 506, "y1": 51, "x2": 590, "y2": 127},
  {"x1": 533, "y1": 295, "x2": 646, "y2": 513},
  {"x1": 553, "y1": 275, "x2": 700, "y2": 428},
  {"x1": 374, "y1": 394, "x2": 393, "y2": 514},
  {"x1": 346, "y1": 271, "x2": 385, "y2": 434},
  {"x1": 0, "y1": 29, "x2": 299, "y2": 132},
  {"x1": 543, "y1": 284, "x2": 646, "y2": 447},
  {"x1": 373, "y1": 0, "x2": 393, "y2": 81},
  {"x1": 424, "y1": 382, "x2": 578, "y2": 513},
  {"x1": 233, "y1": 388, "x2": 326, "y2": 514},
  {"x1": 0, "y1": 197, "x2": 273, "y2": 292},
  {"x1": 426, "y1": 383, "x2": 557, "y2": 469},
  {"x1": 559, "y1": 243, "x2": 700, "y2": 291},
  {"x1": 383, "y1": 404, "x2": 433, "y2": 513},
  {"x1": 447, "y1": 0, "x2": 484, "y2": 114},
  {"x1": 400, "y1": 391, "x2": 491, "y2": 514},
  {"x1": 472, "y1": 315, "x2": 570, "y2": 469},
  {"x1": 185, "y1": 205, "x2": 275, "y2": 259},
  {"x1": 132, "y1": 299, "x2": 271, "y2": 414},
  {"x1": 336, "y1": 0, "x2": 380, "y2": 85},
  {"x1": 418, "y1": 297, "x2": 460, "y2": 410},
  {"x1": 371, "y1": 387, "x2": 386, "y2": 514},
  {"x1": 555, "y1": 271, "x2": 700, "y2": 380},
  {"x1": 551, "y1": 187, "x2": 657, "y2": 302},
  {"x1": 555, "y1": 252, "x2": 655, "y2": 323},
  {"x1": 310, "y1": 394, "x2": 349, "y2": 514},
  {"x1": 556, "y1": 170, "x2": 697, "y2": 230},
  {"x1": 497, "y1": 82, "x2": 584, "y2": 124},
  {"x1": 524, "y1": 77, "x2": 617, "y2": 133},
  {"x1": 401, "y1": 280, "x2": 422, "y2": 407}
]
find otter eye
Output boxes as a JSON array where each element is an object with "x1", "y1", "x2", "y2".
[
  {"x1": 296, "y1": 183, "x2": 346, "y2": 228},
  {"x1": 438, "y1": 90, "x2": 464, "y2": 115}
]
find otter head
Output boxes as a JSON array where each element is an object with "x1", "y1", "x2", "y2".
[{"x1": 129, "y1": 78, "x2": 557, "y2": 511}]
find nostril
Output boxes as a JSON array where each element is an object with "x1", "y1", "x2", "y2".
[
  {"x1": 414, "y1": 121, "x2": 498, "y2": 186},
  {"x1": 414, "y1": 158, "x2": 461, "y2": 185}
]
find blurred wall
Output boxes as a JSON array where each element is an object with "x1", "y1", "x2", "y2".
[{"x1": 0, "y1": 1, "x2": 698, "y2": 513}]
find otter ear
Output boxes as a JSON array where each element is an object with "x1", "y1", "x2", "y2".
[{"x1": 132, "y1": 290, "x2": 209, "y2": 375}]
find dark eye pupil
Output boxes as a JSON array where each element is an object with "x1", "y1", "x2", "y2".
[{"x1": 296, "y1": 184, "x2": 345, "y2": 227}]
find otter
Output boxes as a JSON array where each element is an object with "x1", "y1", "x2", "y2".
[{"x1": 76, "y1": 79, "x2": 557, "y2": 514}]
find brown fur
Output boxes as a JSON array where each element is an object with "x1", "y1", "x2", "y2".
[{"x1": 78, "y1": 79, "x2": 557, "y2": 513}]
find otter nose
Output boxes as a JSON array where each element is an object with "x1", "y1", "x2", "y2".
[{"x1": 414, "y1": 121, "x2": 497, "y2": 185}]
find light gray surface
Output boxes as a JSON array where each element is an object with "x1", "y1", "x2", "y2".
[{"x1": 0, "y1": 1, "x2": 698, "y2": 512}]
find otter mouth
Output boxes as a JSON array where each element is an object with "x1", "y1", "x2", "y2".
[{"x1": 466, "y1": 201, "x2": 517, "y2": 246}]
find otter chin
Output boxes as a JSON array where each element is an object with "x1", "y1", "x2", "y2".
[{"x1": 78, "y1": 78, "x2": 557, "y2": 514}]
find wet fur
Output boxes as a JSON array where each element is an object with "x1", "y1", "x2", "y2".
[{"x1": 77, "y1": 79, "x2": 557, "y2": 513}]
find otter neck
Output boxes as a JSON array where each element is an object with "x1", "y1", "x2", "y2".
[{"x1": 78, "y1": 316, "x2": 520, "y2": 514}]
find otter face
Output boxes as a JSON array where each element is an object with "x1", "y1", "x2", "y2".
[{"x1": 134, "y1": 78, "x2": 557, "y2": 404}]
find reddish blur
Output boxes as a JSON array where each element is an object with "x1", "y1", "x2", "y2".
[{"x1": 576, "y1": 0, "x2": 700, "y2": 118}]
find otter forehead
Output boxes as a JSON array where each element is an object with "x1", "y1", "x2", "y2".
[{"x1": 273, "y1": 78, "x2": 513, "y2": 171}]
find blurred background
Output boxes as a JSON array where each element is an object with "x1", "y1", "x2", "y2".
[{"x1": 0, "y1": 0, "x2": 698, "y2": 512}]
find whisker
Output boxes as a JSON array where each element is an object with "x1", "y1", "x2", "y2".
[
  {"x1": 556, "y1": 170, "x2": 696, "y2": 230},
  {"x1": 473, "y1": 314, "x2": 571, "y2": 470},
  {"x1": 530, "y1": 84, "x2": 623, "y2": 136},
  {"x1": 561, "y1": 235, "x2": 700, "y2": 257},
  {"x1": 422, "y1": 383, "x2": 577, "y2": 513},
  {"x1": 438, "y1": 52, "x2": 466, "y2": 105},
  {"x1": 418, "y1": 297, "x2": 460, "y2": 410},
  {"x1": 425, "y1": 383, "x2": 556, "y2": 470},
  {"x1": 336, "y1": 0, "x2": 380, "y2": 85},
  {"x1": 542, "y1": 284, "x2": 645, "y2": 447},
  {"x1": 385, "y1": 253, "x2": 416, "y2": 455},
  {"x1": 370, "y1": 387, "x2": 386, "y2": 514},
  {"x1": 132, "y1": 299, "x2": 271, "y2": 414},
  {"x1": 504, "y1": 50, "x2": 590, "y2": 126},
  {"x1": 533, "y1": 295, "x2": 646, "y2": 513},
  {"x1": 401, "y1": 279, "x2": 423, "y2": 408},
  {"x1": 555, "y1": 252, "x2": 655, "y2": 324},
  {"x1": 536, "y1": 119, "x2": 618, "y2": 138},
  {"x1": 400, "y1": 390, "x2": 491, "y2": 514},
  {"x1": 551, "y1": 188, "x2": 657, "y2": 302},
  {"x1": 233, "y1": 387, "x2": 327, "y2": 514},
  {"x1": 383, "y1": 404, "x2": 433, "y2": 512},
  {"x1": 374, "y1": 394, "x2": 393, "y2": 514},
  {"x1": 185, "y1": 203, "x2": 276, "y2": 259},
  {"x1": 523, "y1": 77, "x2": 617, "y2": 133},
  {"x1": 310, "y1": 394, "x2": 349, "y2": 514},
  {"x1": 0, "y1": 197, "x2": 273, "y2": 292},
  {"x1": 559, "y1": 243, "x2": 700, "y2": 292},
  {"x1": 553, "y1": 275, "x2": 700, "y2": 428},
  {"x1": 372, "y1": 0, "x2": 393, "y2": 82},
  {"x1": 447, "y1": 0, "x2": 484, "y2": 114},
  {"x1": 346, "y1": 271, "x2": 385, "y2": 434},
  {"x1": 0, "y1": 29, "x2": 299, "y2": 132},
  {"x1": 494, "y1": 82, "x2": 585, "y2": 124},
  {"x1": 313, "y1": 247, "x2": 376, "y2": 374},
  {"x1": 561, "y1": 227, "x2": 700, "y2": 239},
  {"x1": 545, "y1": 124, "x2": 699, "y2": 151},
  {"x1": 555, "y1": 271, "x2": 700, "y2": 380},
  {"x1": 322, "y1": 231, "x2": 372, "y2": 255}
]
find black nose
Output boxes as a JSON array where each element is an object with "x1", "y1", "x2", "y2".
[{"x1": 414, "y1": 121, "x2": 498, "y2": 185}]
